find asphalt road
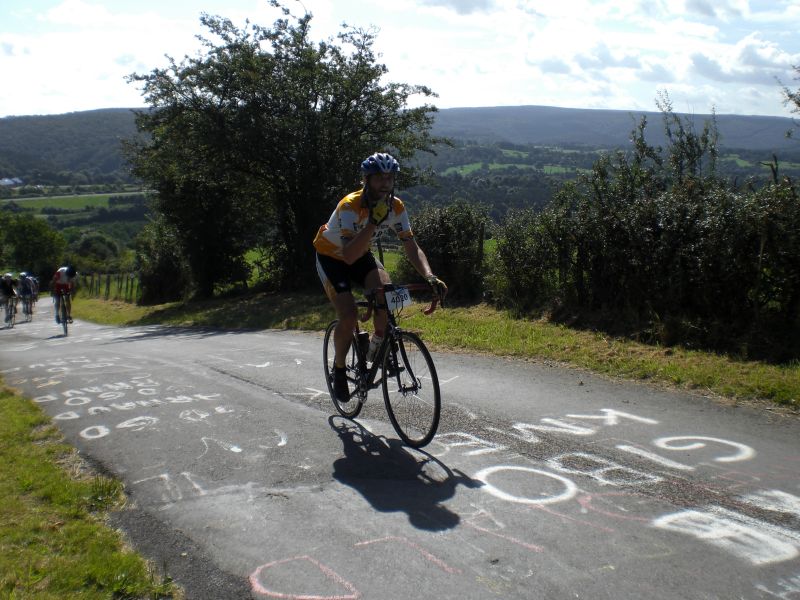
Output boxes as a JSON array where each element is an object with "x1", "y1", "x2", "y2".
[{"x1": 1, "y1": 316, "x2": 799, "y2": 600}]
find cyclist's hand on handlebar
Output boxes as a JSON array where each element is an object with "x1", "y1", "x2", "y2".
[
  {"x1": 426, "y1": 275, "x2": 447, "y2": 305},
  {"x1": 369, "y1": 200, "x2": 390, "y2": 225}
]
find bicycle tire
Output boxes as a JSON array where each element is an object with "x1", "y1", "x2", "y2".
[
  {"x1": 323, "y1": 320, "x2": 363, "y2": 418},
  {"x1": 8, "y1": 300, "x2": 15, "y2": 329},
  {"x1": 381, "y1": 330, "x2": 441, "y2": 448},
  {"x1": 60, "y1": 296, "x2": 69, "y2": 336}
]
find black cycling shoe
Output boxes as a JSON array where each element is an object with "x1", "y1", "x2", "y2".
[{"x1": 333, "y1": 366, "x2": 350, "y2": 403}]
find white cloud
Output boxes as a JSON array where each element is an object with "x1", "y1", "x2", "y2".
[
  {"x1": 575, "y1": 44, "x2": 642, "y2": 71},
  {"x1": 685, "y1": 0, "x2": 716, "y2": 18},
  {"x1": 638, "y1": 62, "x2": 677, "y2": 84},
  {"x1": 736, "y1": 33, "x2": 796, "y2": 69},
  {"x1": 418, "y1": 0, "x2": 495, "y2": 14},
  {"x1": 0, "y1": 0, "x2": 798, "y2": 117},
  {"x1": 43, "y1": 0, "x2": 115, "y2": 27}
]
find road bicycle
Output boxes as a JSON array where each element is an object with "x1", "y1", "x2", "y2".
[
  {"x1": 54, "y1": 290, "x2": 71, "y2": 336},
  {"x1": 3, "y1": 296, "x2": 17, "y2": 329},
  {"x1": 20, "y1": 295, "x2": 33, "y2": 322},
  {"x1": 323, "y1": 283, "x2": 442, "y2": 448}
]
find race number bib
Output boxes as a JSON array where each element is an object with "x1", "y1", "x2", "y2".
[{"x1": 386, "y1": 287, "x2": 413, "y2": 310}]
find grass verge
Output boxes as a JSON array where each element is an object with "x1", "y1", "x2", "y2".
[
  {"x1": 73, "y1": 293, "x2": 799, "y2": 409},
  {"x1": 0, "y1": 383, "x2": 180, "y2": 599}
]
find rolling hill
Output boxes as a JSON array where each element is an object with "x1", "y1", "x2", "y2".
[
  {"x1": 0, "y1": 105, "x2": 797, "y2": 184},
  {"x1": 431, "y1": 105, "x2": 798, "y2": 151}
]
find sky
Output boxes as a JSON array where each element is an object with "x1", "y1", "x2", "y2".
[{"x1": 2, "y1": 0, "x2": 800, "y2": 119}]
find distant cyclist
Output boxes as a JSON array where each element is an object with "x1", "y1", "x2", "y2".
[
  {"x1": 0, "y1": 273, "x2": 17, "y2": 324},
  {"x1": 313, "y1": 152, "x2": 447, "y2": 403},
  {"x1": 30, "y1": 274, "x2": 39, "y2": 303},
  {"x1": 52, "y1": 265, "x2": 78, "y2": 324},
  {"x1": 18, "y1": 272, "x2": 34, "y2": 317}
]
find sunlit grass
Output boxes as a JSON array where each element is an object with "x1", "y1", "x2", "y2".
[{"x1": 0, "y1": 383, "x2": 180, "y2": 598}]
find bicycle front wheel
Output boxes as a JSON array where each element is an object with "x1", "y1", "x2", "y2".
[
  {"x1": 381, "y1": 331, "x2": 441, "y2": 448},
  {"x1": 323, "y1": 320, "x2": 363, "y2": 418}
]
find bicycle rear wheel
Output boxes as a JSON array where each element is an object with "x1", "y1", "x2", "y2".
[
  {"x1": 381, "y1": 331, "x2": 441, "y2": 448},
  {"x1": 8, "y1": 300, "x2": 16, "y2": 328},
  {"x1": 323, "y1": 320, "x2": 363, "y2": 418},
  {"x1": 60, "y1": 296, "x2": 68, "y2": 336}
]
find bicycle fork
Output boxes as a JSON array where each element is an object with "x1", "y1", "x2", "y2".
[{"x1": 386, "y1": 337, "x2": 420, "y2": 395}]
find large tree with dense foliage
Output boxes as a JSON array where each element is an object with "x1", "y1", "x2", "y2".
[
  {"x1": 125, "y1": 1, "x2": 440, "y2": 298},
  {"x1": 2, "y1": 214, "x2": 66, "y2": 282}
]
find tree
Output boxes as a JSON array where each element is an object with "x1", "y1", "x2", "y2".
[
  {"x1": 782, "y1": 64, "x2": 800, "y2": 138},
  {"x1": 134, "y1": 216, "x2": 192, "y2": 304},
  {"x1": 70, "y1": 231, "x2": 122, "y2": 273},
  {"x1": 125, "y1": 1, "x2": 441, "y2": 297},
  {"x1": 3, "y1": 214, "x2": 66, "y2": 281}
]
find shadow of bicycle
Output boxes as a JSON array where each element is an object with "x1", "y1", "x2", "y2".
[{"x1": 329, "y1": 415, "x2": 483, "y2": 532}]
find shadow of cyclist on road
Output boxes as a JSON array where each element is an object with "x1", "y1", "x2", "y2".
[{"x1": 329, "y1": 415, "x2": 483, "y2": 531}]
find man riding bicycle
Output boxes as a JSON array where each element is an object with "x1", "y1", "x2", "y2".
[
  {"x1": 18, "y1": 272, "x2": 34, "y2": 317},
  {"x1": 313, "y1": 152, "x2": 447, "y2": 403},
  {"x1": 0, "y1": 273, "x2": 17, "y2": 324},
  {"x1": 52, "y1": 265, "x2": 77, "y2": 324}
]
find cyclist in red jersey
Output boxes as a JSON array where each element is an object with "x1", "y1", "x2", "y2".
[{"x1": 52, "y1": 265, "x2": 77, "y2": 324}]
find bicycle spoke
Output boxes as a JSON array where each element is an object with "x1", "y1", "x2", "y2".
[
  {"x1": 382, "y1": 331, "x2": 440, "y2": 448},
  {"x1": 323, "y1": 320, "x2": 363, "y2": 418}
]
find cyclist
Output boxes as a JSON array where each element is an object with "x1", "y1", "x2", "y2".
[
  {"x1": 18, "y1": 272, "x2": 34, "y2": 317},
  {"x1": 0, "y1": 273, "x2": 17, "y2": 324},
  {"x1": 52, "y1": 265, "x2": 78, "y2": 324},
  {"x1": 30, "y1": 274, "x2": 40, "y2": 303},
  {"x1": 313, "y1": 152, "x2": 447, "y2": 403}
]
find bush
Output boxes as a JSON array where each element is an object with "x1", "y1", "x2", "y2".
[
  {"x1": 134, "y1": 217, "x2": 191, "y2": 304},
  {"x1": 394, "y1": 201, "x2": 490, "y2": 304},
  {"x1": 485, "y1": 208, "x2": 559, "y2": 313}
]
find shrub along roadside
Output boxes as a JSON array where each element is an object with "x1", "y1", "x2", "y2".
[
  {"x1": 0, "y1": 383, "x2": 180, "y2": 598},
  {"x1": 482, "y1": 109, "x2": 800, "y2": 363},
  {"x1": 72, "y1": 294, "x2": 799, "y2": 408}
]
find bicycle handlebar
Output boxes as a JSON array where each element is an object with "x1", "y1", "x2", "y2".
[{"x1": 358, "y1": 282, "x2": 441, "y2": 322}]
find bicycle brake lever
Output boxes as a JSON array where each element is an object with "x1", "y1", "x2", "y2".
[
  {"x1": 359, "y1": 304, "x2": 373, "y2": 322},
  {"x1": 422, "y1": 297, "x2": 439, "y2": 315}
]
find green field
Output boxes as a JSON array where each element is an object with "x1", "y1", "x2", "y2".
[
  {"x1": 3, "y1": 191, "x2": 144, "y2": 212},
  {"x1": 443, "y1": 162, "x2": 586, "y2": 176},
  {"x1": 500, "y1": 148, "x2": 530, "y2": 158}
]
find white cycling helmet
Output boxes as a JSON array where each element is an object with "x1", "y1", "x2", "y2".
[{"x1": 360, "y1": 152, "x2": 400, "y2": 175}]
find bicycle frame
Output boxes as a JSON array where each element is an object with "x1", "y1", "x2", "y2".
[
  {"x1": 351, "y1": 283, "x2": 437, "y2": 396},
  {"x1": 352, "y1": 312, "x2": 400, "y2": 394},
  {"x1": 4, "y1": 295, "x2": 17, "y2": 327},
  {"x1": 324, "y1": 281, "x2": 442, "y2": 447}
]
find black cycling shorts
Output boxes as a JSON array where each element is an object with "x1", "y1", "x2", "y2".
[{"x1": 315, "y1": 251, "x2": 383, "y2": 298}]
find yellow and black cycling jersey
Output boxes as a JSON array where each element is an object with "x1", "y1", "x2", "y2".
[{"x1": 313, "y1": 189, "x2": 414, "y2": 261}]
